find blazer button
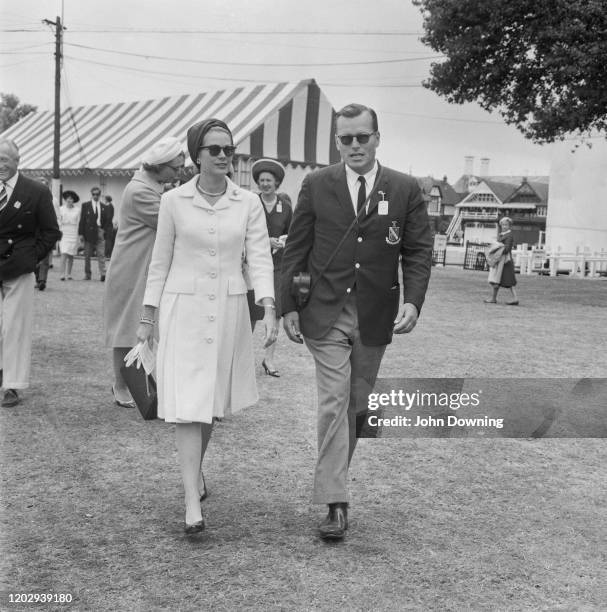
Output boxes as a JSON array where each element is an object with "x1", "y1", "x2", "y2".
[
  {"x1": 209, "y1": 227, "x2": 216, "y2": 233},
  {"x1": 357, "y1": 237, "x2": 363, "y2": 242},
  {"x1": 355, "y1": 263, "x2": 360, "y2": 269},
  {"x1": 346, "y1": 288, "x2": 351, "y2": 294},
  {"x1": 8, "y1": 239, "x2": 13, "y2": 244},
  {"x1": 208, "y1": 315, "x2": 215, "y2": 321},
  {"x1": 207, "y1": 210, "x2": 215, "y2": 215},
  {"x1": 206, "y1": 338, "x2": 214, "y2": 343},
  {"x1": 210, "y1": 271, "x2": 217, "y2": 278},
  {"x1": 209, "y1": 294, "x2": 216, "y2": 300},
  {"x1": 209, "y1": 249, "x2": 216, "y2": 255},
  {"x1": 17, "y1": 224, "x2": 22, "y2": 229}
]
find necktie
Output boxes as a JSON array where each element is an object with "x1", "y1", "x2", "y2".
[
  {"x1": 357, "y1": 175, "x2": 366, "y2": 213},
  {"x1": 0, "y1": 182, "x2": 7, "y2": 212}
]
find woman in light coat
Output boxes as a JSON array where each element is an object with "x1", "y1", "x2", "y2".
[
  {"x1": 137, "y1": 119, "x2": 276, "y2": 534},
  {"x1": 104, "y1": 137, "x2": 185, "y2": 407}
]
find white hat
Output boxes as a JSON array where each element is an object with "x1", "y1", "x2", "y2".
[{"x1": 141, "y1": 136, "x2": 183, "y2": 165}]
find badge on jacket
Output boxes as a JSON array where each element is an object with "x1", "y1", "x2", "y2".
[{"x1": 385, "y1": 221, "x2": 401, "y2": 245}]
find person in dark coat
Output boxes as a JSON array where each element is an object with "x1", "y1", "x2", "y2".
[
  {"x1": 78, "y1": 186, "x2": 113, "y2": 281},
  {"x1": 484, "y1": 216, "x2": 519, "y2": 305},
  {"x1": 248, "y1": 158, "x2": 292, "y2": 377},
  {"x1": 0, "y1": 138, "x2": 61, "y2": 406},
  {"x1": 280, "y1": 103, "x2": 433, "y2": 540}
]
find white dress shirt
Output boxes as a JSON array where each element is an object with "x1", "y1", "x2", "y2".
[{"x1": 345, "y1": 161, "x2": 378, "y2": 214}]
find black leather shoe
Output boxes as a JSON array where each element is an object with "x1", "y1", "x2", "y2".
[
  {"x1": 318, "y1": 503, "x2": 348, "y2": 540},
  {"x1": 100, "y1": 275, "x2": 106, "y2": 282},
  {"x1": 37, "y1": 281, "x2": 46, "y2": 291},
  {"x1": 2, "y1": 389, "x2": 20, "y2": 407}
]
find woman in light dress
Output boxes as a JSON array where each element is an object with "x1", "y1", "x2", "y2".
[
  {"x1": 58, "y1": 190, "x2": 81, "y2": 280},
  {"x1": 137, "y1": 119, "x2": 276, "y2": 534}
]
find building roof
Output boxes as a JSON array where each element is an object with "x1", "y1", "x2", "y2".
[
  {"x1": 457, "y1": 178, "x2": 549, "y2": 209},
  {"x1": 416, "y1": 176, "x2": 464, "y2": 206},
  {"x1": 0, "y1": 79, "x2": 340, "y2": 175}
]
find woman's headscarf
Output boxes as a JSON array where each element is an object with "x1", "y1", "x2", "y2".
[{"x1": 187, "y1": 118, "x2": 232, "y2": 169}]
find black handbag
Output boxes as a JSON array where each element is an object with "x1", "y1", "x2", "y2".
[
  {"x1": 291, "y1": 168, "x2": 384, "y2": 310},
  {"x1": 120, "y1": 363, "x2": 158, "y2": 420}
]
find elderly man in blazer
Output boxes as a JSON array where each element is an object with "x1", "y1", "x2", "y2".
[
  {"x1": 0, "y1": 138, "x2": 61, "y2": 407},
  {"x1": 280, "y1": 103, "x2": 433, "y2": 540},
  {"x1": 78, "y1": 186, "x2": 113, "y2": 281}
]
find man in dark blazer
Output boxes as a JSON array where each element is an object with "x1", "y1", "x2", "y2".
[
  {"x1": 280, "y1": 103, "x2": 433, "y2": 540},
  {"x1": 78, "y1": 186, "x2": 113, "y2": 281},
  {"x1": 0, "y1": 138, "x2": 61, "y2": 406}
]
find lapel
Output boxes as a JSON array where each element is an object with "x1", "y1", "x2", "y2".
[
  {"x1": 331, "y1": 163, "x2": 355, "y2": 220},
  {"x1": 364, "y1": 163, "x2": 388, "y2": 219}
]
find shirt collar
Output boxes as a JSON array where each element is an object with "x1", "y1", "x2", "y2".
[
  {"x1": 3, "y1": 171, "x2": 19, "y2": 191},
  {"x1": 345, "y1": 160, "x2": 378, "y2": 189}
]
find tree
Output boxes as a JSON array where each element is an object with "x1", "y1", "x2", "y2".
[
  {"x1": 0, "y1": 93, "x2": 37, "y2": 133},
  {"x1": 413, "y1": 0, "x2": 607, "y2": 143}
]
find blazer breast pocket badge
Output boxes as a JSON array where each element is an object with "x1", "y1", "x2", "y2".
[{"x1": 385, "y1": 221, "x2": 401, "y2": 245}]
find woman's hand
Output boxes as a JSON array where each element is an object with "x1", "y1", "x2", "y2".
[
  {"x1": 269, "y1": 237, "x2": 283, "y2": 251},
  {"x1": 136, "y1": 321, "x2": 155, "y2": 347},
  {"x1": 262, "y1": 309, "x2": 278, "y2": 348}
]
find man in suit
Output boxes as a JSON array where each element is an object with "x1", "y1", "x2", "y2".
[
  {"x1": 0, "y1": 138, "x2": 61, "y2": 407},
  {"x1": 78, "y1": 186, "x2": 113, "y2": 281},
  {"x1": 280, "y1": 103, "x2": 433, "y2": 540}
]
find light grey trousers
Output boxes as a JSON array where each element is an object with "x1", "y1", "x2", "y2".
[{"x1": 304, "y1": 296, "x2": 386, "y2": 504}]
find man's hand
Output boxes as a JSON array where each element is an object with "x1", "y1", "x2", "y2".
[
  {"x1": 393, "y1": 302, "x2": 419, "y2": 334},
  {"x1": 283, "y1": 311, "x2": 303, "y2": 343}
]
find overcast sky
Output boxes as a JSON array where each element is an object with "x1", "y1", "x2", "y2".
[{"x1": 1, "y1": 0, "x2": 559, "y2": 182}]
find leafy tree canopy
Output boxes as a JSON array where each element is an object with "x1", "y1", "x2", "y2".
[
  {"x1": 413, "y1": 0, "x2": 607, "y2": 143},
  {"x1": 0, "y1": 93, "x2": 37, "y2": 133}
]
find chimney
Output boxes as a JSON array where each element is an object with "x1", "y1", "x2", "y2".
[
  {"x1": 464, "y1": 156, "x2": 474, "y2": 176},
  {"x1": 480, "y1": 157, "x2": 490, "y2": 177}
]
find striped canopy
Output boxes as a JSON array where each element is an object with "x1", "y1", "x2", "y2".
[{"x1": 1, "y1": 79, "x2": 340, "y2": 174}]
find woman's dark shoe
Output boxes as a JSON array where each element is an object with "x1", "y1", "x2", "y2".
[
  {"x1": 111, "y1": 386, "x2": 136, "y2": 408},
  {"x1": 506, "y1": 300, "x2": 519, "y2": 305},
  {"x1": 262, "y1": 360, "x2": 280, "y2": 377},
  {"x1": 184, "y1": 519, "x2": 205, "y2": 535}
]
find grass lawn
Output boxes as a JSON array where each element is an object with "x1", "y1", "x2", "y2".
[{"x1": 1, "y1": 262, "x2": 606, "y2": 611}]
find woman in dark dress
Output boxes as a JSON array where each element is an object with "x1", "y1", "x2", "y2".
[
  {"x1": 248, "y1": 159, "x2": 292, "y2": 376},
  {"x1": 485, "y1": 216, "x2": 519, "y2": 305}
]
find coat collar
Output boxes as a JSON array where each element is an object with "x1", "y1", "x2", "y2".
[
  {"x1": 182, "y1": 175, "x2": 244, "y2": 210},
  {"x1": 132, "y1": 169, "x2": 164, "y2": 196}
]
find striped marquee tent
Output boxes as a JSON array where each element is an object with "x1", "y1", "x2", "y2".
[{"x1": 1, "y1": 78, "x2": 340, "y2": 200}]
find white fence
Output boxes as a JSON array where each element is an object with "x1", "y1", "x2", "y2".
[{"x1": 513, "y1": 246, "x2": 607, "y2": 277}]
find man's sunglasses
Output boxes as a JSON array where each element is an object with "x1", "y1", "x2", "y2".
[
  {"x1": 200, "y1": 145, "x2": 236, "y2": 157},
  {"x1": 336, "y1": 133, "x2": 375, "y2": 146}
]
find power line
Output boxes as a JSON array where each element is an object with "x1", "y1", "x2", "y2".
[
  {"x1": 2, "y1": 28, "x2": 423, "y2": 35},
  {"x1": 64, "y1": 55, "x2": 428, "y2": 88},
  {"x1": 65, "y1": 42, "x2": 441, "y2": 67}
]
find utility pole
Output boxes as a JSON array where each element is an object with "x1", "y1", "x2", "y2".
[{"x1": 42, "y1": 16, "x2": 65, "y2": 203}]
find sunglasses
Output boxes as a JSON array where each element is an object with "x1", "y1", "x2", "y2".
[
  {"x1": 200, "y1": 145, "x2": 236, "y2": 157},
  {"x1": 336, "y1": 133, "x2": 375, "y2": 146}
]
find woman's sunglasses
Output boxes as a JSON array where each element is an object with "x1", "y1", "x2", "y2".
[
  {"x1": 336, "y1": 133, "x2": 375, "y2": 146},
  {"x1": 200, "y1": 145, "x2": 236, "y2": 157}
]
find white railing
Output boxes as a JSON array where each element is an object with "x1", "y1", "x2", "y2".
[{"x1": 513, "y1": 246, "x2": 607, "y2": 277}]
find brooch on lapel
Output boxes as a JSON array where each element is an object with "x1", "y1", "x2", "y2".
[{"x1": 385, "y1": 220, "x2": 401, "y2": 245}]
